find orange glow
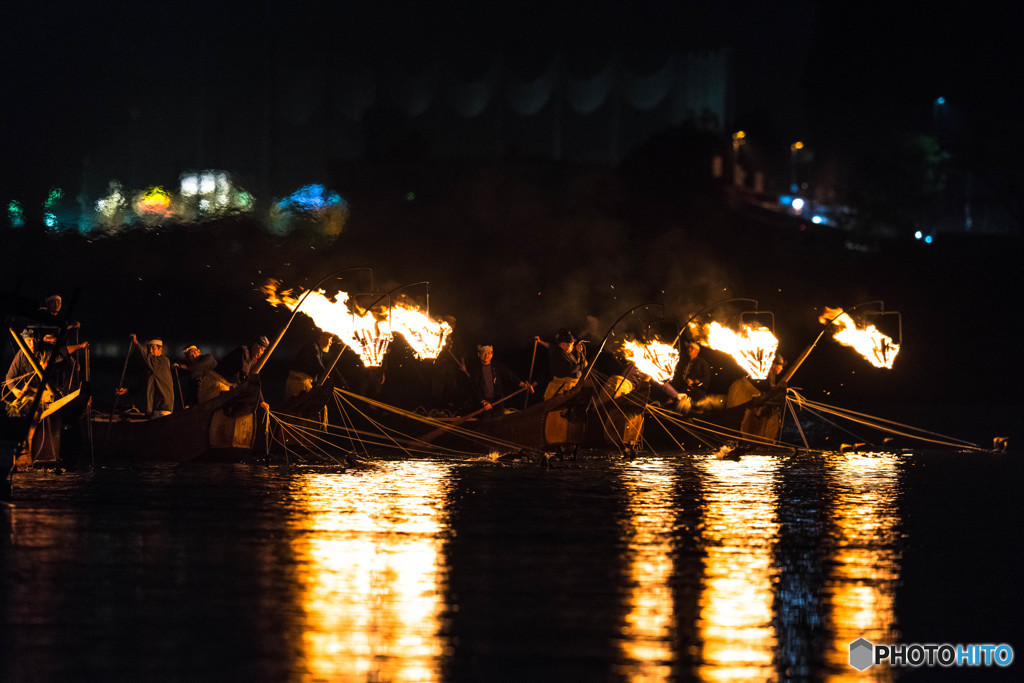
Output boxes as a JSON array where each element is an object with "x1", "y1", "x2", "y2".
[
  {"x1": 819, "y1": 308, "x2": 899, "y2": 369},
  {"x1": 823, "y1": 453, "x2": 901, "y2": 681},
  {"x1": 265, "y1": 281, "x2": 451, "y2": 366},
  {"x1": 618, "y1": 462, "x2": 678, "y2": 681},
  {"x1": 696, "y1": 456, "x2": 780, "y2": 681},
  {"x1": 387, "y1": 300, "x2": 452, "y2": 360},
  {"x1": 701, "y1": 322, "x2": 778, "y2": 380},
  {"x1": 622, "y1": 339, "x2": 679, "y2": 384},
  {"x1": 288, "y1": 463, "x2": 449, "y2": 681},
  {"x1": 264, "y1": 281, "x2": 390, "y2": 367}
]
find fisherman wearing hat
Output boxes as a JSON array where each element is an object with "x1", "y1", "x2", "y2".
[
  {"x1": 5, "y1": 327, "x2": 89, "y2": 410},
  {"x1": 4, "y1": 328, "x2": 42, "y2": 407},
  {"x1": 219, "y1": 335, "x2": 270, "y2": 384},
  {"x1": 285, "y1": 331, "x2": 346, "y2": 401},
  {"x1": 175, "y1": 344, "x2": 218, "y2": 408},
  {"x1": 467, "y1": 343, "x2": 533, "y2": 412},
  {"x1": 671, "y1": 340, "x2": 711, "y2": 403},
  {"x1": 117, "y1": 334, "x2": 174, "y2": 418},
  {"x1": 534, "y1": 328, "x2": 588, "y2": 400}
]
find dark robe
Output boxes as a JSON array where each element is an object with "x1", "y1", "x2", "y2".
[
  {"x1": 672, "y1": 354, "x2": 710, "y2": 401},
  {"x1": 467, "y1": 358, "x2": 524, "y2": 406},
  {"x1": 183, "y1": 354, "x2": 217, "y2": 405},
  {"x1": 219, "y1": 345, "x2": 260, "y2": 384},
  {"x1": 133, "y1": 341, "x2": 174, "y2": 414},
  {"x1": 547, "y1": 345, "x2": 586, "y2": 379}
]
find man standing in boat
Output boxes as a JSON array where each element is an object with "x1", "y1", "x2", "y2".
[
  {"x1": 219, "y1": 336, "x2": 270, "y2": 384},
  {"x1": 467, "y1": 344, "x2": 533, "y2": 412},
  {"x1": 739, "y1": 354, "x2": 787, "y2": 438},
  {"x1": 118, "y1": 335, "x2": 174, "y2": 418},
  {"x1": 177, "y1": 344, "x2": 217, "y2": 408},
  {"x1": 535, "y1": 328, "x2": 588, "y2": 400},
  {"x1": 285, "y1": 331, "x2": 346, "y2": 400},
  {"x1": 671, "y1": 341, "x2": 710, "y2": 404}
]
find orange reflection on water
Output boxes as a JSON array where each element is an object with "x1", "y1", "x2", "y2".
[
  {"x1": 696, "y1": 456, "x2": 780, "y2": 682},
  {"x1": 824, "y1": 452, "x2": 901, "y2": 682},
  {"x1": 617, "y1": 461, "x2": 679, "y2": 681},
  {"x1": 287, "y1": 462, "x2": 451, "y2": 681}
]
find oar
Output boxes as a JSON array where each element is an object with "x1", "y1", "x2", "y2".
[
  {"x1": 109, "y1": 340, "x2": 135, "y2": 419},
  {"x1": 173, "y1": 366, "x2": 186, "y2": 409},
  {"x1": 523, "y1": 338, "x2": 538, "y2": 409},
  {"x1": 420, "y1": 384, "x2": 533, "y2": 443}
]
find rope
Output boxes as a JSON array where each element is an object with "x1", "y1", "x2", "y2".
[
  {"x1": 788, "y1": 390, "x2": 987, "y2": 451},
  {"x1": 333, "y1": 388, "x2": 538, "y2": 453}
]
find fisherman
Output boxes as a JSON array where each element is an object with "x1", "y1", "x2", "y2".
[
  {"x1": 4, "y1": 328, "x2": 88, "y2": 412},
  {"x1": 219, "y1": 336, "x2": 270, "y2": 384},
  {"x1": 37, "y1": 294, "x2": 83, "y2": 390},
  {"x1": 535, "y1": 328, "x2": 587, "y2": 400},
  {"x1": 671, "y1": 340, "x2": 710, "y2": 402},
  {"x1": 5, "y1": 328, "x2": 88, "y2": 466},
  {"x1": 117, "y1": 334, "x2": 174, "y2": 418},
  {"x1": 36, "y1": 294, "x2": 79, "y2": 330},
  {"x1": 740, "y1": 353, "x2": 787, "y2": 437},
  {"x1": 467, "y1": 344, "x2": 533, "y2": 412},
  {"x1": 430, "y1": 315, "x2": 467, "y2": 410},
  {"x1": 176, "y1": 344, "x2": 218, "y2": 408},
  {"x1": 599, "y1": 354, "x2": 645, "y2": 403},
  {"x1": 285, "y1": 331, "x2": 346, "y2": 400}
]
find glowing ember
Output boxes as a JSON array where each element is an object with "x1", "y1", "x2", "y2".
[
  {"x1": 622, "y1": 339, "x2": 679, "y2": 383},
  {"x1": 264, "y1": 281, "x2": 451, "y2": 366},
  {"x1": 702, "y1": 321, "x2": 779, "y2": 380},
  {"x1": 819, "y1": 307, "x2": 900, "y2": 369}
]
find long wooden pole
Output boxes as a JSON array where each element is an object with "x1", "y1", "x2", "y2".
[
  {"x1": 420, "y1": 384, "x2": 532, "y2": 444},
  {"x1": 523, "y1": 338, "x2": 538, "y2": 409},
  {"x1": 256, "y1": 267, "x2": 374, "y2": 374}
]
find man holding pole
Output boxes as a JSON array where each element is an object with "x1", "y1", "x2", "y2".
[{"x1": 467, "y1": 344, "x2": 533, "y2": 413}]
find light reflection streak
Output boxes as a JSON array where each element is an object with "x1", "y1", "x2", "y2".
[
  {"x1": 287, "y1": 462, "x2": 451, "y2": 682},
  {"x1": 696, "y1": 456, "x2": 780, "y2": 682},
  {"x1": 617, "y1": 461, "x2": 678, "y2": 681},
  {"x1": 824, "y1": 452, "x2": 901, "y2": 682}
]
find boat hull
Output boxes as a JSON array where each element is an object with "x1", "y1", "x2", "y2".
[{"x1": 87, "y1": 380, "x2": 262, "y2": 463}]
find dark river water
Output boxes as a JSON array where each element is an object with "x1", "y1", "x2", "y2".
[{"x1": 2, "y1": 449, "x2": 1021, "y2": 682}]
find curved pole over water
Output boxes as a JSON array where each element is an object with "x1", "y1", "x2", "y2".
[
  {"x1": 581, "y1": 302, "x2": 663, "y2": 382},
  {"x1": 255, "y1": 267, "x2": 374, "y2": 374},
  {"x1": 363, "y1": 281, "x2": 430, "y2": 317},
  {"x1": 780, "y1": 300, "x2": 884, "y2": 384},
  {"x1": 670, "y1": 298, "x2": 759, "y2": 347}
]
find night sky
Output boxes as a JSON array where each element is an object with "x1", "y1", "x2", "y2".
[{"x1": 7, "y1": 0, "x2": 1020, "y2": 192}]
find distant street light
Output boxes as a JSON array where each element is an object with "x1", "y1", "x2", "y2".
[
  {"x1": 790, "y1": 141, "x2": 804, "y2": 193},
  {"x1": 731, "y1": 131, "x2": 746, "y2": 186}
]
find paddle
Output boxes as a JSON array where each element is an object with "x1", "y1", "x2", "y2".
[
  {"x1": 523, "y1": 338, "x2": 538, "y2": 410},
  {"x1": 419, "y1": 384, "x2": 533, "y2": 443}
]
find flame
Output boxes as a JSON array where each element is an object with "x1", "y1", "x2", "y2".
[
  {"x1": 621, "y1": 339, "x2": 679, "y2": 384},
  {"x1": 387, "y1": 301, "x2": 451, "y2": 360},
  {"x1": 819, "y1": 307, "x2": 900, "y2": 369},
  {"x1": 702, "y1": 321, "x2": 779, "y2": 380},
  {"x1": 264, "y1": 280, "x2": 451, "y2": 366}
]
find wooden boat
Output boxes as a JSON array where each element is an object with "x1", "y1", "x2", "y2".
[
  {"x1": 86, "y1": 379, "x2": 264, "y2": 464},
  {"x1": 414, "y1": 385, "x2": 593, "y2": 453},
  {"x1": 585, "y1": 377, "x2": 649, "y2": 452}
]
